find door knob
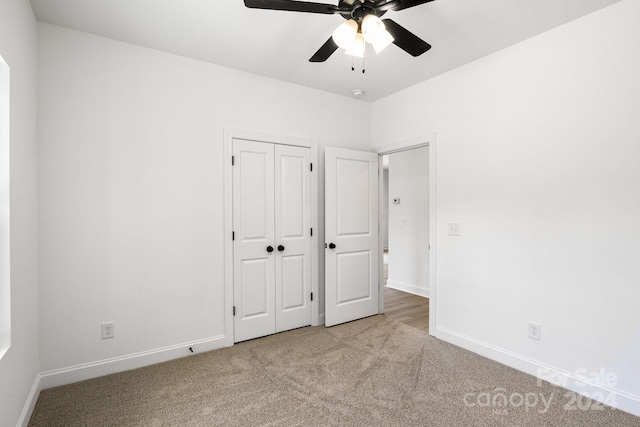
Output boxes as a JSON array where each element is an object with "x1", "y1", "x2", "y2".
[
  {"x1": 328, "y1": 243, "x2": 336, "y2": 249},
  {"x1": 277, "y1": 245, "x2": 285, "y2": 252},
  {"x1": 266, "y1": 245, "x2": 274, "y2": 253}
]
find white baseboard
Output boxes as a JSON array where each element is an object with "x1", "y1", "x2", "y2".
[
  {"x1": 17, "y1": 374, "x2": 42, "y2": 427},
  {"x1": 386, "y1": 279, "x2": 429, "y2": 298},
  {"x1": 39, "y1": 335, "x2": 228, "y2": 391},
  {"x1": 435, "y1": 326, "x2": 640, "y2": 418},
  {"x1": 18, "y1": 335, "x2": 229, "y2": 426}
]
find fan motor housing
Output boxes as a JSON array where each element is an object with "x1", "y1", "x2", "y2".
[{"x1": 338, "y1": 0, "x2": 387, "y2": 21}]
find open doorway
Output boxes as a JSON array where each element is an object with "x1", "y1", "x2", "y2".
[{"x1": 382, "y1": 147, "x2": 430, "y2": 331}]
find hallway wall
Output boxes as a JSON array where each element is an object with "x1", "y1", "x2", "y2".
[{"x1": 387, "y1": 147, "x2": 429, "y2": 297}]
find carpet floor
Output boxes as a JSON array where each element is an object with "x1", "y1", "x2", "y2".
[{"x1": 29, "y1": 315, "x2": 639, "y2": 426}]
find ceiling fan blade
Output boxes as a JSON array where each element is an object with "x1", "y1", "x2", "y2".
[
  {"x1": 391, "y1": 0, "x2": 435, "y2": 12},
  {"x1": 309, "y1": 37, "x2": 339, "y2": 62},
  {"x1": 244, "y1": 0, "x2": 338, "y2": 14},
  {"x1": 383, "y1": 19, "x2": 431, "y2": 57},
  {"x1": 374, "y1": 0, "x2": 401, "y2": 12}
]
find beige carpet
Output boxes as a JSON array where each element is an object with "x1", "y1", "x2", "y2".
[{"x1": 29, "y1": 315, "x2": 639, "y2": 426}]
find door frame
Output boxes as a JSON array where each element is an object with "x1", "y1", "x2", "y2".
[
  {"x1": 374, "y1": 133, "x2": 437, "y2": 336},
  {"x1": 223, "y1": 129, "x2": 320, "y2": 346}
]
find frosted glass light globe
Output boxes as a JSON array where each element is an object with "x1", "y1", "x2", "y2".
[
  {"x1": 361, "y1": 15, "x2": 394, "y2": 53},
  {"x1": 345, "y1": 32, "x2": 365, "y2": 58},
  {"x1": 332, "y1": 19, "x2": 358, "y2": 49}
]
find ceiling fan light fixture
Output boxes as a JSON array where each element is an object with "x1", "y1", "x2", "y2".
[
  {"x1": 332, "y1": 19, "x2": 358, "y2": 49},
  {"x1": 344, "y1": 32, "x2": 365, "y2": 58},
  {"x1": 361, "y1": 15, "x2": 383, "y2": 43},
  {"x1": 361, "y1": 14, "x2": 394, "y2": 54},
  {"x1": 244, "y1": 0, "x2": 434, "y2": 63},
  {"x1": 371, "y1": 30, "x2": 394, "y2": 54}
]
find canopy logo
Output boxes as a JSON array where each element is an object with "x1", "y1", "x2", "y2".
[{"x1": 462, "y1": 367, "x2": 619, "y2": 416}]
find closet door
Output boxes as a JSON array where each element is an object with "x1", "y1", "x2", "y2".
[
  {"x1": 274, "y1": 145, "x2": 311, "y2": 332},
  {"x1": 233, "y1": 140, "x2": 276, "y2": 342}
]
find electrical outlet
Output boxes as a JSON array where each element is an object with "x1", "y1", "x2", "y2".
[
  {"x1": 528, "y1": 322, "x2": 541, "y2": 340},
  {"x1": 102, "y1": 322, "x2": 115, "y2": 339}
]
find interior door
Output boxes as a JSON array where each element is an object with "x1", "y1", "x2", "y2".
[
  {"x1": 325, "y1": 147, "x2": 379, "y2": 327},
  {"x1": 274, "y1": 144, "x2": 312, "y2": 332},
  {"x1": 233, "y1": 139, "x2": 276, "y2": 342}
]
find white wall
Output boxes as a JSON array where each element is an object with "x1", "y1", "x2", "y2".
[
  {"x1": 372, "y1": 0, "x2": 640, "y2": 415},
  {"x1": 0, "y1": 0, "x2": 40, "y2": 425},
  {"x1": 37, "y1": 23, "x2": 371, "y2": 377},
  {"x1": 387, "y1": 147, "x2": 429, "y2": 297}
]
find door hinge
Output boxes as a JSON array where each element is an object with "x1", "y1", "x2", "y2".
[
  {"x1": 310, "y1": 228, "x2": 313, "y2": 236},
  {"x1": 311, "y1": 292, "x2": 313, "y2": 301},
  {"x1": 310, "y1": 163, "x2": 313, "y2": 172},
  {"x1": 232, "y1": 231, "x2": 235, "y2": 241},
  {"x1": 233, "y1": 306, "x2": 236, "y2": 316},
  {"x1": 232, "y1": 155, "x2": 235, "y2": 166}
]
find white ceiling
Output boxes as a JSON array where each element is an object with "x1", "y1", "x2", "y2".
[{"x1": 30, "y1": 0, "x2": 621, "y2": 101}]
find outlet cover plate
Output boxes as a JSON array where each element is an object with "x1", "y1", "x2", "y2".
[
  {"x1": 528, "y1": 322, "x2": 541, "y2": 340},
  {"x1": 102, "y1": 322, "x2": 115, "y2": 339}
]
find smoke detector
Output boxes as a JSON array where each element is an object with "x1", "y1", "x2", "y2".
[{"x1": 352, "y1": 89, "x2": 365, "y2": 98}]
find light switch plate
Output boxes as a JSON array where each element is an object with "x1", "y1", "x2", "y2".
[{"x1": 448, "y1": 222, "x2": 461, "y2": 236}]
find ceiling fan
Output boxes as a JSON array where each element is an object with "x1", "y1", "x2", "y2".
[{"x1": 244, "y1": 0, "x2": 434, "y2": 62}]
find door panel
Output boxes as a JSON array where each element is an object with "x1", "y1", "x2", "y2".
[
  {"x1": 279, "y1": 155, "x2": 305, "y2": 238},
  {"x1": 239, "y1": 148, "x2": 272, "y2": 240},
  {"x1": 325, "y1": 147, "x2": 379, "y2": 327},
  {"x1": 336, "y1": 158, "x2": 372, "y2": 236},
  {"x1": 336, "y1": 251, "x2": 372, "y2": 304},
  {"x1": 233, "y1": 139, "x2": 276, "y2": 342},
  {"x1": 280, "y1": 255, "x2": 305, "y2": 310},
  {"x1": 240, "y1": 259, "x2": 270, "y2": 317},
  {"x1": 275, "y1": 144, "x2": 312, "y2": 333}
]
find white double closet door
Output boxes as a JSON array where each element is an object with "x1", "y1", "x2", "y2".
[{"x1": 233, "y1": 139, "x2": 312, "y2": 342}]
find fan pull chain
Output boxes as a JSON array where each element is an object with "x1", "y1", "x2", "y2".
[{"x1": 350, "y1": 54, "x2": 365, "y2": 73}]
